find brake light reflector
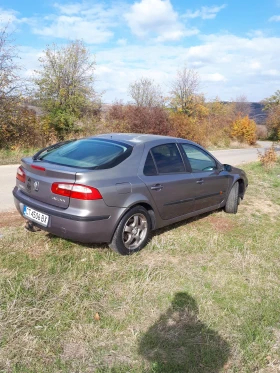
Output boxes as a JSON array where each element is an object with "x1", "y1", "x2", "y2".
[
  {"x1": 16, "y1": 166, "x2": 26, "y2": 183},
  {"x1": 31, "y1": 164, "x2": 46, "y2": 171},
  {"x1": 51, "y1": 183, "x2": 102, "y2": 200}
]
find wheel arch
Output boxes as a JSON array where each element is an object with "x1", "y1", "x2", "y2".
[
  {"x1": 109, "y1": 201, "x2": 156, "y2": 244},
  {"x1": 237, "y1": 178, "x2": 245, "y2": 199},
  {"x1": 135, "y1": 202, "x2": 156, "y2": 230}
]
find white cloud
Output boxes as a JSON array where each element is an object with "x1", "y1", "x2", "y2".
[
  {"x1": 202, "y1": 73, "x2": 226, "y2": 82},
  {"x1": 249, "y1": 61, "x2": 261, "y2": 70},
  {"x1": 0, "y1": 8, "x2": 18, "y2": 25},
  {"x1": 124, "y1": 0, "x2": 198, "y2": 42},
  {"x1": 247, "y1": 29, "x2": 266, "y2": 38},
  {"x1": 184, "y1": 5, "x2": 227, "y2": 20},
  {"x1": 2, "y1": 3, "x2": 280, "y2": 103},
  {"x1": 34, "y1": 15, "x2": 114, "y2": 44},
  {"x1": 94, "y1": 33, "x2": 280, "y2": 102},
  {"x1": 269, "y1": 15, "x2": 280, "y2": 22},
  {"x1": 117, "y1": 38, "x2": 127, "y2": 46},
  {"x1": 262, "y1": 69, "x2": 280, "y2": 76},
  {"x1": 53, "y1": 3, "x2": 84, "y2": 15},
  {"x1": 0, "y1": 8, "x2": 30, "y2": 27},
  {"x1": 32, "y1": 2, "x2": 124, "y2": 44}
]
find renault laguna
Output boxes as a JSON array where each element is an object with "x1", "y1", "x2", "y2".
[{"x1": 13, "y1": 134, "x2": 248, "y2": 255}]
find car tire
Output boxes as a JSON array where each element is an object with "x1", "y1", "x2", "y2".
[
  {"x1": 225, "y1": 182, "x2": 239, "y2": 214},
  {"x1": 109, "y1": 206, "x2": 152, "y2": 255}
]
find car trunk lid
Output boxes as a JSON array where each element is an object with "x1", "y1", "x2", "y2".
[{"x1": 19, "y1": 159, "x2": 77, "y2": 209}]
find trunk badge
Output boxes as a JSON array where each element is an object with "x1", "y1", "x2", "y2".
[{"x1": 33, "y1": 181, "x2": 40, "y2": 192}]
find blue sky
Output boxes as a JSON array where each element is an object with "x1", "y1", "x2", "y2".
[{"x1": 1, "y1": 0, "x2": 280, "y2": 102}]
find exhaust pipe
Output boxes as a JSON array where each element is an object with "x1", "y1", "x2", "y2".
[{"x1": 25, "y1": 221, "x2": 41, "y2": 232}]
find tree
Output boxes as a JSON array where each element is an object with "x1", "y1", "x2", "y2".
[
  {"x1": 170, "y1": 66, "x2": 200, "y2": 115},
  {"x1": 33, "y1": 40, "x2": 100, "y2": 136},
  {"x1": 0, "y1": 24, "x2": 27, "y2": 148},
  {"x1": 0, "y1": 24, "x2": 21, "y2": 99},
  {"x1": 233, "y1": 95, "x2": 251, "y2": 117},
  {"x1": 263, "y1": 90, "x2": 280, "y2": 140},
  {"x1": 263, "y1": 90, "x2": 280, "y2": 109},
  {"x1": 128, "y1": 77, "x2": 164, "y2": 107}
]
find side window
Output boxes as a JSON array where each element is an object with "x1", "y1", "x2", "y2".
[
  {"x1": 143, "y1": 152, "x2": 157, "y2": 176},
  {"x1": 151, "y1": 143, "x2": 185, "y2": 174},
  {"x1": 182, "y1": 144, "x2": 217, "y2": 172}
]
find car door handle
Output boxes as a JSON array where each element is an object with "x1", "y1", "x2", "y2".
[
  {"x1": 196, "y1": 179, "x2": 204, "y2": 184},
  {"x1": 151, "y1": 184, "x2": 163, "y2": 191}
]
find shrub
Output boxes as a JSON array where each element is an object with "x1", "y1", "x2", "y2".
[
  {"x1": 104, "y1": 103, "x2": 170, "y2": 135},
  {"x1": 256, "y1": 125, "x2": 268, "y2": 140},
  {"x1": 265, "y1": 105, "x2": 280, "y2": 140},
  {"x1": 231, "y1": 116, "x2": 257, "y2": 145},
  {"x1": 0, "y1": 105, "x2": 42, "y2": 149},
  {"x1": 168, "y1": 112, "x2": 208, "y2": 146},
  {"x1": 257, "y1": 143, "x2": 278, "y2": 169}
]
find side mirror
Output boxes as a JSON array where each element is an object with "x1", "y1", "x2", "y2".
[{"x1": 223, "y1": 164, "x2": 232, "y2": 172}]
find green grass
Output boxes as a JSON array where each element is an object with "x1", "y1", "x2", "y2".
[
  {"x1": 0, "y1": 162, "x2": 280, "y2": 372},
  {"x1": 0, "y1": 148, "x2": 38, "y2": 165}
]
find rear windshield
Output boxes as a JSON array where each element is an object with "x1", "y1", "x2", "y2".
[{"x1": 38, "y1": 139, "x2": 133, "y2": 169}]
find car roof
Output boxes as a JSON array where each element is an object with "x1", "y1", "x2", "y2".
[{"x1": 93, "y1": 133, "x2": 187, "y2": 145}]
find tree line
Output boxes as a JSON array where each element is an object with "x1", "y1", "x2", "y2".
[{"x1": 0, "y1": 25, "x2": 278, "y2": 150}]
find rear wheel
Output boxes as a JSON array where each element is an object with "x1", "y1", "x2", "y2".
[
  {"x1": 109, "y1": 206, "x2": 151, "y2": 255},
  {"x1": 225, "y1": 182, "x2": 239, "y2": 214}
]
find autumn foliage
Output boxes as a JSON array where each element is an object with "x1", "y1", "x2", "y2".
[
  {"x1": 231, "y1": 116, "x2": 257, "y2": 145},
  {"x1": 0, "y1": 105, "x2": 40, "y2": 148},
  {"x1": 104, "y1": 99, "x2": 242, "y2": 148},
  {"x1": 258, "y1": 143, "x2": 278, "y2": 169},
  {"x1": 104, "y1": 103, "x2": 171, "y2": 136}
]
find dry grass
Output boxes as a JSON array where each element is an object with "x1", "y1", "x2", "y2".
[
  {"x1": 0, "y1": 162, "x2": 280, "y2": 372},
  {"x1": 0, "y1": 210, "x2": 24, "y2": 228}
]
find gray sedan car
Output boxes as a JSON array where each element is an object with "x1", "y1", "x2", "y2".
[{"x1": 13, "y1": 133, "x2": 248, "y2": 255}]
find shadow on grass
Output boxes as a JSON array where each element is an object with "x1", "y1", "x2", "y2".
[
  {"x1": 151, "y1": 209, "x2": 220, "y2": 239},
  {"x1": 138, "y1": 292, "x2": 230, "y2": 373},
  {"x1": 45, "y1": 210, "x2": 220, "y2": 252}
]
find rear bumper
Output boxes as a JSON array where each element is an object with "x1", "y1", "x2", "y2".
[{"x1": 13, "y1": 187, "x2": 125, "y2": 243}]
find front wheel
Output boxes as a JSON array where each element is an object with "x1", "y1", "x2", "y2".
[
  {"x1": 109, "y1": 206, "x2": 151, "y2": 255},
  {"x1": 225, "y1": 182, "x2": 239, "y2": 214}
]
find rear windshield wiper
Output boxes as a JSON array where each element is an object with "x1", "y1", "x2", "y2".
[{"x1": 32, "y1": 139, "x2": 77, "y2": 161}]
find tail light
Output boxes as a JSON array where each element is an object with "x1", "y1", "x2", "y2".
[
  {"x1": 16, "y1": 166, "x2": 26, "y2": 183},
  {"x1": 51, "y1": 183, "x2": 102, "y2": 200}
]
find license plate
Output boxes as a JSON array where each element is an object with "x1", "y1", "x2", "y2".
[{"x1": 23, "y1": 206, "x2": 49, "y2": 227}]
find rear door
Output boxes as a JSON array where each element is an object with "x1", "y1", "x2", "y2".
[
  {"x1": 139, "y1": 143, "x2": 195, "y2": 220},
  {"x1": 180, "y1": 143, "x2": 229, "y2": 211}
]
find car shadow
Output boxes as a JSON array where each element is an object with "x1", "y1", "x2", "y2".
[
  {"x1": 138, "y1": 292, "x2": 230, "y2": 373},
  {"x1": 45, "y1": 210, "x2": 221, "y2": 251},
  {"x1": 45, "y1": 233, "x2": 109, "y2": 251},
  {"x1": 151, "y1": 209, "x2": 220, "y2": 239}
]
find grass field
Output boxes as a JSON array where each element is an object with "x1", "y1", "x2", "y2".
[{"x1": 0, "y1": 162, "x2": 279, "y2": 372}]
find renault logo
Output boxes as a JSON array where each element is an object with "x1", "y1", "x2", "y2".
[{"x1": 33, "y1": 181, "x2": 40, "y2": 192}]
